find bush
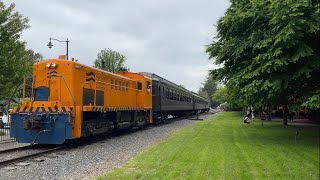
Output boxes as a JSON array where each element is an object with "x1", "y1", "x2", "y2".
[{"x1": 0, "y1": 131, "x2": 5, "y2": 136}]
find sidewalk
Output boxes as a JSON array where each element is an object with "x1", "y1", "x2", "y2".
[{"x1": 271, "y1": 117, "x2": 319, "y2": 127}]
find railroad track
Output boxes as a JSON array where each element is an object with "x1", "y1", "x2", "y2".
[
  {"x1": 0, "y1": 145, "x2": 34, "y2": 154},
  {"x1": 0, "y1": 145, "x2": 67, "y2": 168}
]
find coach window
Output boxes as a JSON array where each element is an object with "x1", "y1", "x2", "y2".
[
  {"x1": 170, "y1": 90, "x2": 173, "y2": 100},
  {"x1": 162, "y1": 87, "x2": 165, "y2": 97},
  {"x1": 172, "y1": 91, "x2": 175, "y2": 100},
  {"x1": 173, "y1": 91, "x2": 178, "y2": 100},
  {"x1": 138, "y1": 80, "x2": 142, "y2": 90},
  {"x1": 147, "y1": 81, "x2": 151, "y2": 93},
  {"x1": 171, "y1": 91, "x2": 174, "y2": 100}
]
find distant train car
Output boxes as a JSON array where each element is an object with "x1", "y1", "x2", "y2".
[
  {"x1": 10, "y1": 59, "x2": 210, "y2": 144},
  {"x1": 192, "y1": 92, "x2": 210, "y2": 113},
  {"x1": 139, "y1": 72, "x2": 209, "y2": 121},
  {"x1": 139, "y1": 72, "x2": 194, "y2": 121}
]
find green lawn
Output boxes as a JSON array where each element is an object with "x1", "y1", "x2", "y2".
[{"x1": 97, "y1": 112, "x2": 320, "y2": 180}]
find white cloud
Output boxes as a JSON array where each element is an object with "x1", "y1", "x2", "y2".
[{"x1": 3, "y1": 0, "x2": 229, "y2": 92}]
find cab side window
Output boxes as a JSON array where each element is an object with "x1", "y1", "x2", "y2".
[
  {"x1": 147, "y1": 81, "x2": 151, "y2": 93},
  {"x1": 138, "y1": 80, "x2": 142, "y2": 90}
]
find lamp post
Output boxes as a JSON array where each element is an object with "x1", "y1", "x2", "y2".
[{"x1": 47, "y1": 37, "x2": 69, "y2": 60}]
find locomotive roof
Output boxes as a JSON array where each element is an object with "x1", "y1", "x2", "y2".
[{"x1": 39, "y1": 59, "x2": 133, "y2": 81}]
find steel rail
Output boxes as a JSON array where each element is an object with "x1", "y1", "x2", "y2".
[
  {"x1": 0, "y1": 145, "x2": 67, "y2": 168},
  {"x1": 0, "y1": 145, "x2": 34, "y2": 154}
]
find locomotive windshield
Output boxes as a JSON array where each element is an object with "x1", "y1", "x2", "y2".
[{"x1": 34, "y1": 86, "x2": 49, "y2": 101}]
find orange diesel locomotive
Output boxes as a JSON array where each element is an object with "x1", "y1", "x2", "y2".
[{"x1": 10, "y1": 59, "x2": 152, "y2": 144}]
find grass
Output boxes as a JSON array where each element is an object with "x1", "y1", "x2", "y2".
[{"x1": 97, "y1": 112, "x2": 320, "y2": 180}]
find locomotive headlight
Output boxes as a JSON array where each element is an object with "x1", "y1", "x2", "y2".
[
  {"x1": 46, "y1": 63, "x2": 51, "y2": 68},
  {"x1": 51, "y1": 63, "x2": 57, "y2": 68}
]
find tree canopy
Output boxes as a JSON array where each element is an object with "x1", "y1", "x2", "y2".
[
  {"x1": 198, "y1": 76, "x2": 218, "y2": 107},
  {"x1": 206, "y1": 0, "x2": 320, "y2": 124},
  {"x1": 94, "y1": 48, "x2": 128, "y2": 73},
  {"x1": 212, "y1": 86, "x2": 227, "y2": 105},
  {"x1": 0, "y1": 1, "x2": 36, "y2": 100}
]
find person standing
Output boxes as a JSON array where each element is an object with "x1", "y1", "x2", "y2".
[
  {"x1": 2, "y1": 113, "x2": 8, "y2": 125},
  {"x1": 289, "y1": 112, "x2": 294, "y2": 122},
  {"x1": 251, "y1": 107, "x2": 255, "y2": 121}
]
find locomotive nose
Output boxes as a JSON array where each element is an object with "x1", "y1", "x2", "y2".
[{"x1": 10, "y1": 113, "x2": 73, "y2": 144}]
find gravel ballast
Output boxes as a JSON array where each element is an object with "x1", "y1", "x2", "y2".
[{"x1": 0, "y1": 112, "x2": 218, "y2": 180}]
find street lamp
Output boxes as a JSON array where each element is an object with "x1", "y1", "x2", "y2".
[{"x1": 47, "y1": 37, "x2": 69, "y2": 60}]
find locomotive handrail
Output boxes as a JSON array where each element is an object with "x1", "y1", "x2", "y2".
[
  {"x1": 22, "y1": 76, "x2": 36, "y2": 103},
  {"x1": 48, "y1": 75, "x2": 76, "y2": 124},
  {"x1": 21, "y1": 76, "x2": 76, "y2": 124}
]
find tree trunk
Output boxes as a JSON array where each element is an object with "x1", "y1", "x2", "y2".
[
  {"x1": 283, "y1": 105, "x2": 288, "y2": 125},
  {"x1": 259, "y1": 107, "x2": 262, "y2": 118},
  {"x1": 267, "y1": 106, "x2": 272, "y2": 120}
]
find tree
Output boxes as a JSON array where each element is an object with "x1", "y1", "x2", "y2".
[
  {"x1": 0, "y1": 2, "x2": 35, "y2": 100},
  {"x1": 212, "y1": 86, "x2": 227, "y2": 105},
  {"x1": 212, "y1": 86, "x2": 242, "y2": 110},
  {"x1": 94, "y1": 48, "x2": 128, "y2": 73},
  {"x1": 197, "y1": 90, "x2": 209, "y2": 99},
  {"x1": 198, "y1": 76, "x2": 218, "y2": 107},
  {"x1": 206, "y1": 0, "x2": 320, "y2": 125}
]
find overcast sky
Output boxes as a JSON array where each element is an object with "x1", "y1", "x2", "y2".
[{"x1": 3, "y1": 0, "x2": 230, "y2": 92}]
